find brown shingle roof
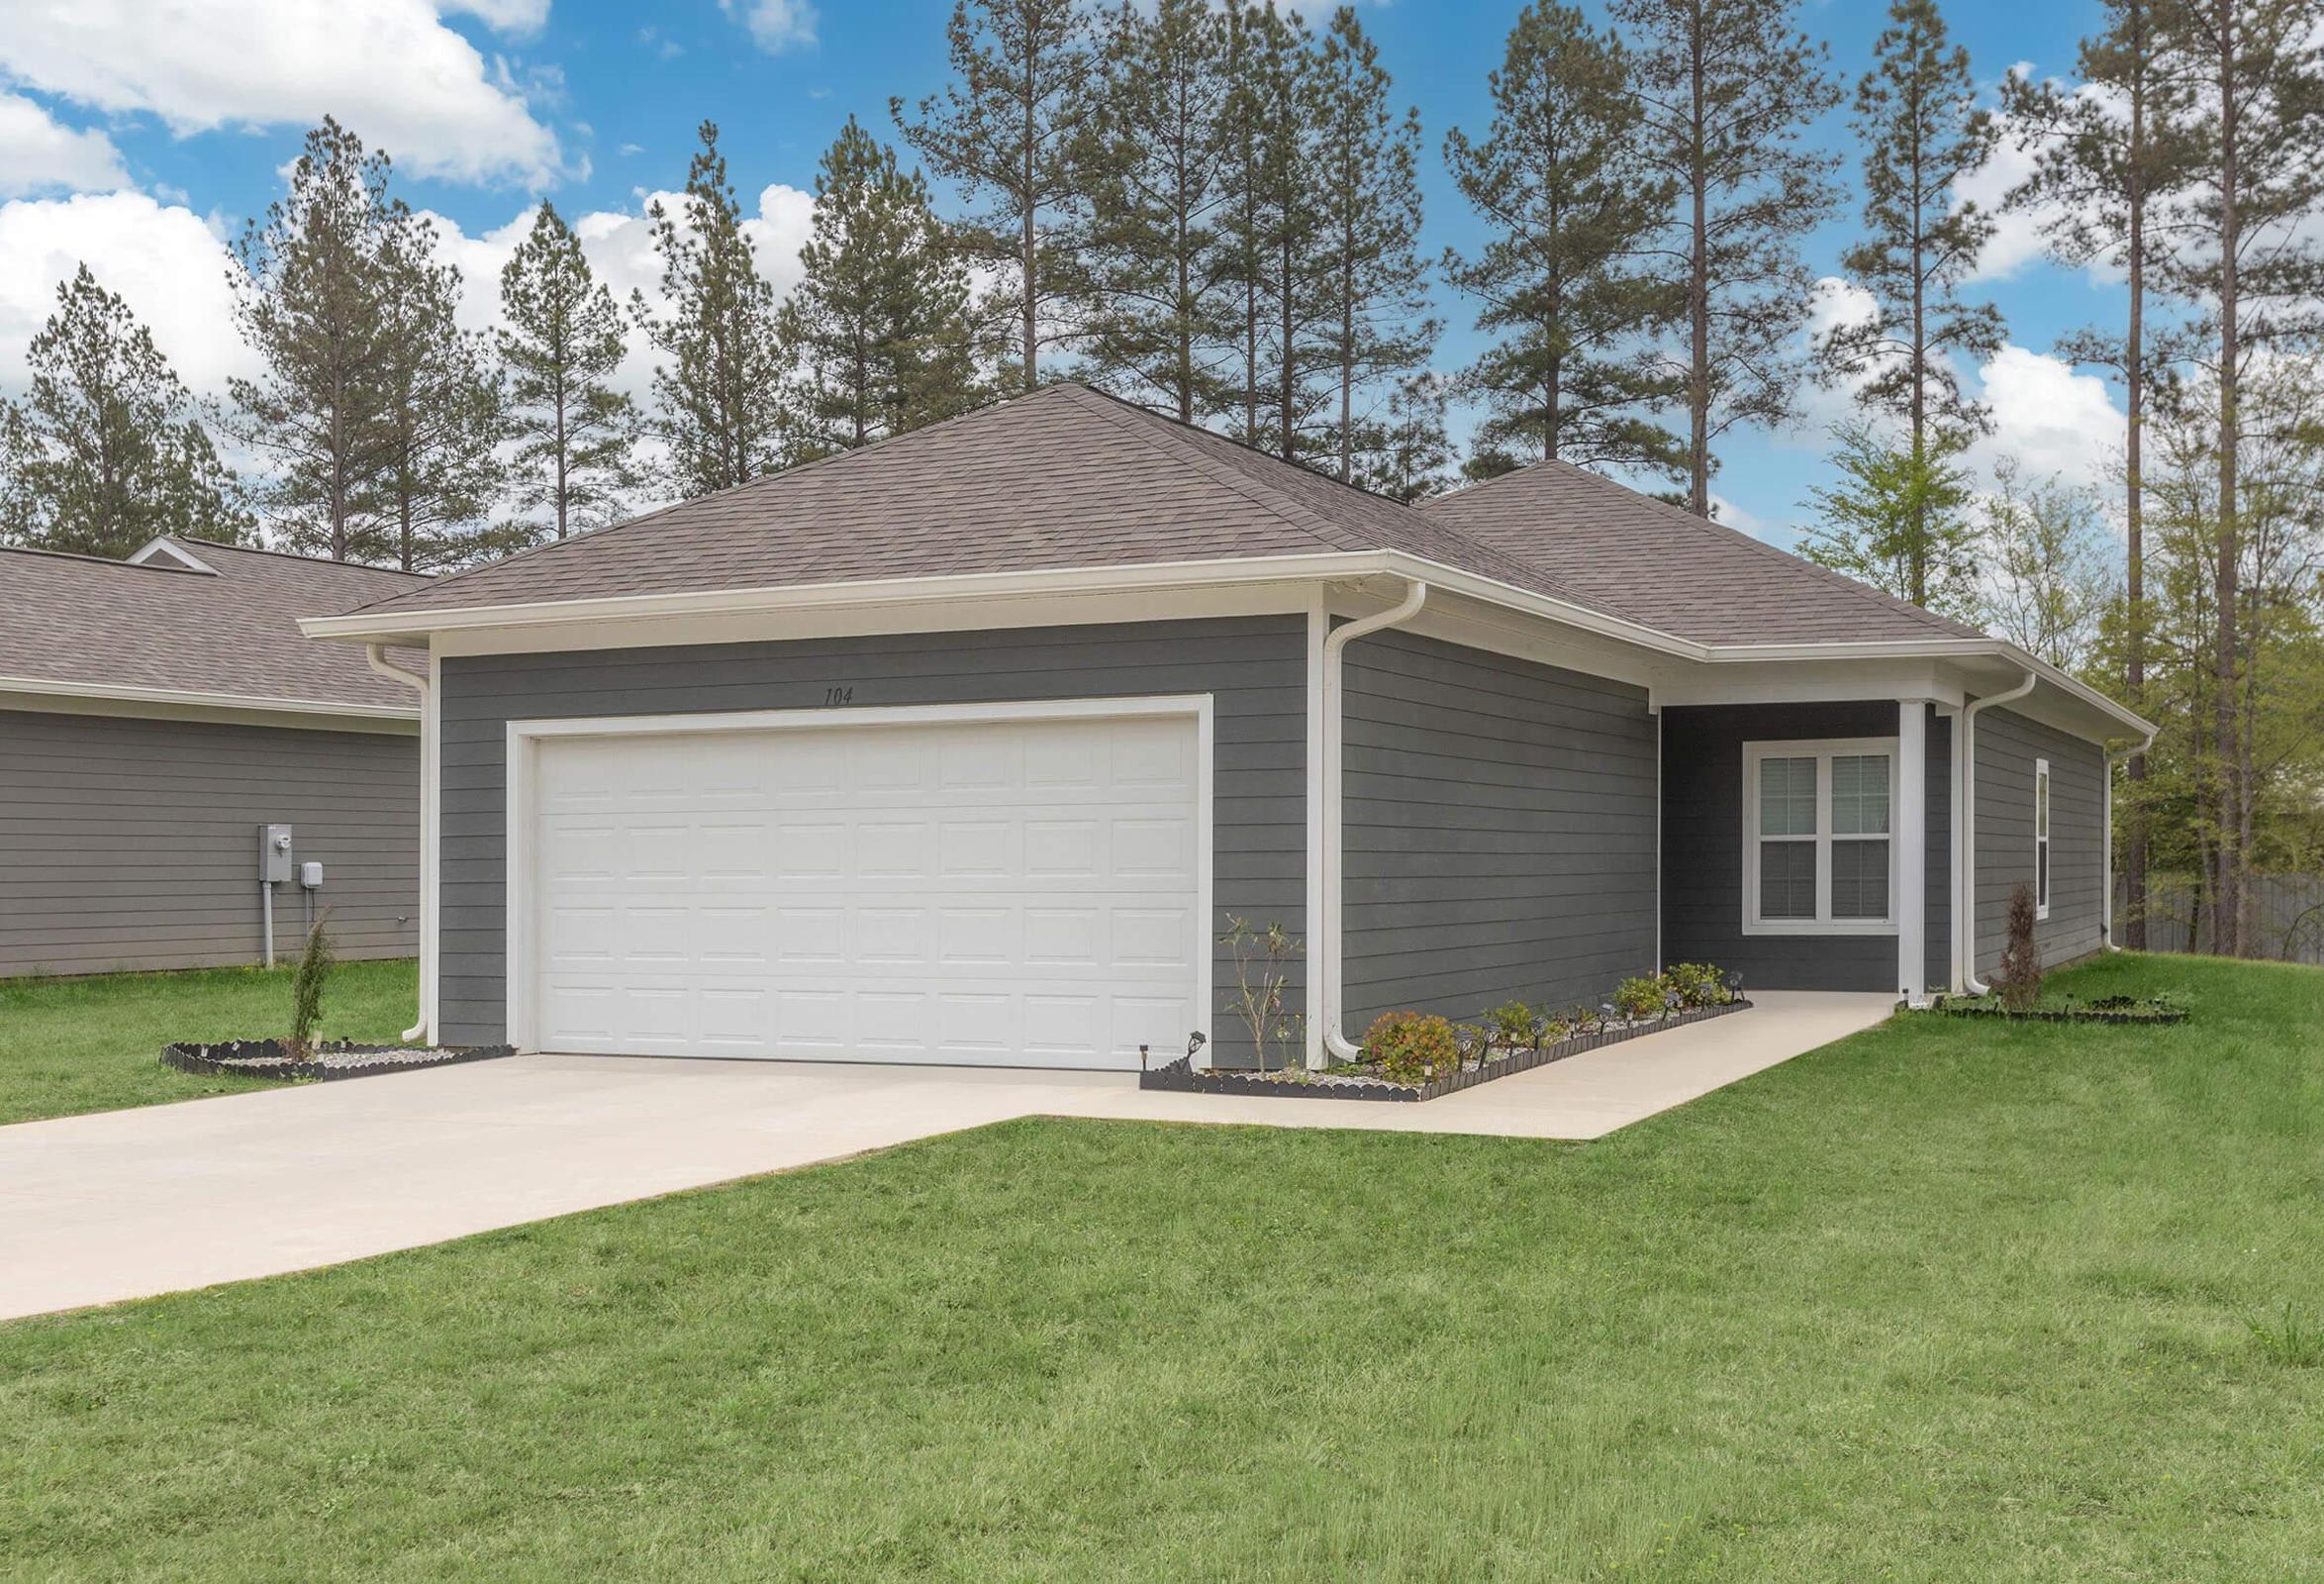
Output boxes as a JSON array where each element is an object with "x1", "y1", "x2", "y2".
[
  {"x1": 1420, "y1": 459, "x2": 1983, "y2": 645},
  {"x1": 339, "y1": 382, "x2": 1976, "y2": 650},
  {"x1": 1, "y1": 539, "x2": 427, "y2": 712}
]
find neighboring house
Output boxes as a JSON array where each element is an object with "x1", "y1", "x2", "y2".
[
  {"x1": 0, "y1": 537, "x2": 427, "y2": 977},
  {"x1": 302, "y1": 384, "x2": 2154, "y2": 1068}
]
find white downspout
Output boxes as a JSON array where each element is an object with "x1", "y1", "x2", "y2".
[
  {"x1": 1958, "y1": 670, "x2": 2038, "y2": 996},
  {"x1": 1320, "y1": 579, "x2": 1428, "y2": 1063},
  {"x1": 366, "y1": 643, "x2": 434, "y2": 1044},
  {"x1": 2103, "y1": 727, "x2": 2160, "y2": 951}
]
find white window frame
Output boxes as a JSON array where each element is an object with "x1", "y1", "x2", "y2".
[
  {"x1": 2034, "y1": 757, "x2": 2052, "y2": 921},
  {"x1": 1741, "y1": 737, "x2": 1901, "y2": 937}
]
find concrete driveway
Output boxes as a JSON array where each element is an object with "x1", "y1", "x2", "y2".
[{"x1": 0, "y1": 991, "x2": 1891, "y2": 1320}]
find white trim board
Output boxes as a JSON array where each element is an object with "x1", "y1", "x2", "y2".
[
  {"x1": 0, "y1": 676, "x2": 419, "y2": 735},
  {"x1": 501, "y1": 694, "x2": 1216, "y2": 1065}
]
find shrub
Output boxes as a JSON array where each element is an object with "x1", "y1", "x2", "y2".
[
  {"x1": 1662, "y1": 962, "x2": 1728, "y2": 1009},
  {"x1": 1361, "y1": 1010, "x2": 1463, "y2": 1086},
  {"x1": 1483, "y1": 999, "x2": 1538, "y2": 1048},
  {"x1": 1611, "y1": 975, "x2": 1667, "y2": 1023},
  {"x1": 1219, "y1": 916, "x2": 1303, "y2": 1072},
  {"x1": 286, "y1": 913, "x2": 336, "y2": 1060},
  {"x1": 1993, "y1": 882, "x2": 2044, "y2": 1013}
]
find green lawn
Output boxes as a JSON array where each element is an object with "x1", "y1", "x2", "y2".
[
  {"x1": 4, "y1": 953, "x2": 2321, "y2": 1581},
  {"x1": 0, "y1": 958, "x2": 420, "y2": 1125}
]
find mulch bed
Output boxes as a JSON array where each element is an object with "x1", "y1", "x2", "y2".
[
  {"x1": 161, "y1": 1040, "x2": 517, "y2": 1083},
  {"x1": 1924, "y1": 995, "x2": 2186, "y2": 1026},
  {"x1": 1141, "y1": 998, "x2": 1754, "y2": 1103}
]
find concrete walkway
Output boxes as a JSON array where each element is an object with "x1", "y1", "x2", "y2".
[{"x1": 0, "y1": 991, "x2": 1891, "y2": 1320}]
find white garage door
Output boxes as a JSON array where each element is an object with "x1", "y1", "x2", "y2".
[{"x1": 521, "y1": 704, "x2": 1206, "y2": 1069}]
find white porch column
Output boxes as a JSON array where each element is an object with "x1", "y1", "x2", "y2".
[{"x1": 1895, "y1": 699, "x2": 1927, "y2": 1005}]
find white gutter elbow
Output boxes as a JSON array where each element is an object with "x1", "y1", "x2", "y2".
[
  {"x1": 365, "y1": 644, "x2": 434, "y2": 1044},
  {"x1": 1320, "y1": 579, "x2": 1428, "y2": 1064},
  {"x1": 1959, "y1": 670, "x2": 2038, "y2": 996}
]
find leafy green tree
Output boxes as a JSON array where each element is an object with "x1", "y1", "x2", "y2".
[
  {"x1": 780, "y1": 118, "x2": 985, "y2": 458},
  {"x1": 0, "y1": 263, "x2": 247, "y2": 558},
  {"x1": 497, "y1": 200, "x2": 642, "y2": 541},
  {"x1": 2001, "y1": 0, "x2": 2199, "y2": 944},
  {"x1": 1818, "y1": 0, "x2": 2005, "y2": 568},
  {"x1": 894, "y1": 0, "x2": 1096, "y2": 393},
  {"x1": 1076, "y1": 0, "x2": 1238, "y2": 422},
  {"x1": 1443, "y1": 2, "x2": 1679, "y2": 475},
  {"x1": 634, "y1": 121, "x2": 790, "y2": 498},
  {"x1": 1797, "y1": 420, "x2": 1977, "y2": 612},
  {"x1": 1972, "y1": 459, "x2": 2120, "y2": 671},
  {"x1": 1612, "y1": 0, "x2": 1842, "y2": 516},
  {"x1": 375, "y1": 217, "x2": 507, "y2": 571},
  {"x1": 224, "y1": 118, "x2": 406, "y2": 563},
  {"x1": 1308, "y1": 6, "x2": 1436, "y2": 484}
]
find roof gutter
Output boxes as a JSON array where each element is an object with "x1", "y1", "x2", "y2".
[
  {"x1": 1959, "y1": 670, "x2": 2038, "y2": 996},
  {"x1": 1319, "y1": 578, "x2": 1429, "y2": 1065},
  {"x1": 364, "y1": 644, "x2": 435, "y2": 1045},
  {"x1": 2102, "y1": 725, "x2": 2161, "y2": 952}
]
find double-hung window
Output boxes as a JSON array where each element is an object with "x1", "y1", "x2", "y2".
[
  {"x1": 1743, "y1": 739, "x2": 1899, "y2": 935},
  {"x1": 2034, "y1": 758, "x2": 2052, "y2": 920}
]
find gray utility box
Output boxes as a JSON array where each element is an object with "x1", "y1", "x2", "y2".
[{"x1": 258, "y1": 824, "x2": 294, "y2": 884}]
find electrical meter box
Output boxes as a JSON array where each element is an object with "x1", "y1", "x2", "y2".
[{"x1": 258, "y1": 824, "x2": 294, "y2": 884}]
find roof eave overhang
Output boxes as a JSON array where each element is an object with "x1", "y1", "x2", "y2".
[
  {"x1": 298, "y1": 550, "x2": 2156, "y2": 743},
  {"x1": 0, "y1": 673, "x2": 419, "y2": 725}
]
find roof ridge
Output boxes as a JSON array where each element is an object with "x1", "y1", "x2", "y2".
[{"x1": 1431, "y1": 460, "x2": 1971, "y2": 640}]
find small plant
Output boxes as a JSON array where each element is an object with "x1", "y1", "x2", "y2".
[
  {"x1": 1360, "y1": 1010, "x2": 1462, "y2": 1086},
  {"x1": 1610, "y1": 975, "x2": 1667, "y2": 1024},
  {"x1": 1994, "y1": 882, "x2": 2044, "y2": 1013},
  {"x1": 1219, "y1": 916, "x2": 1303, "y2": 1073},
  {"x1": 285, "y1": 913, "x2": 336, "y2": 1060},
  {"x1": 2246, "y1": 1304, "x2": 2324, "y2": 1367},
  {"x1": 1662, "y1": 963, "x2": 1728, "y2": 1009},
  {"x1": 1483, "y1": 999, "x2": 1538, "y2": 1049}
]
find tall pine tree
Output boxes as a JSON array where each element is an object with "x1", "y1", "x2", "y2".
[
  {"x1": 1443, "y1": 2, "x2": 1680, "y2": 475},
  {"x1": 894, "y1": 0, "x2": 1096, "y2": 393},
  {"x1": 779, "y1": 117, "x2": 985, "y2": 457},
  {"x1": 1077, "y1": 0, "x2": 1237, "y2": 422},
  {"x1": 0, "y1": 263, "x2": 247, "y2": 558},
  {"x1": 1309, "y1": 6, "x2": 1436, "y2": 485},
  {"x1": 1818, "y1": 0, "x2": 2005, "y2": 607},
  {"x1": 375, "y1": 215, "x2": 506, "y2": 571},
  {"x1": 634, "y1": 121, "x2": 790, "y2": 498},
  {"x1": 498, "y1": 200, "x2": 642, "y2": 541},
  {"x1": 2002, "y1": 1, "x2": 2198, "y2": 948},
  {"x1": 1613, "y1": 0, "x2": 1841, "y2": 516}
]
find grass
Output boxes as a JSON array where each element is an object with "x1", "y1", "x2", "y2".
[
  {"x1": 3, "y1": 952, "x2": 2322, "y2": 1580},
  {"x1": 0, "y1": 958, "x2": 420, "y2": 1125}
]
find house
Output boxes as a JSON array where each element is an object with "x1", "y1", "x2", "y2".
[
  {"x1": 0, "y1": 537, "x2": 428, "y2": 977},
  {"x1": 301, "y1": 384, "x2": 2154, "y2": 1068}
]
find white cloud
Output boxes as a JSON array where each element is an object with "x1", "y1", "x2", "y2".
[
  {"x1": 1958, "y1": 114, "x2": 2051, "y2": 282},
  {"x1": 0, "y1": 192, "x2": 249, "y2": 394},
  {"x1": 444, "y1": 0, "x2": 549, "y2": 35},
  {"x1": 1707, "y1": 493, "x2": 1766, "y2": 535},
  {"x1": 0, "y1": 0, "x2": 562, "y2": 186},
  {"x1": 720, "y1": 0, "x2": 819, "y2": 53},
  {"x1": 0, "y1": 92, "x2": 130, "y2": 196},
  {"x1": 1969, "y1": 344, "x2": 2123, "y2": 490}
]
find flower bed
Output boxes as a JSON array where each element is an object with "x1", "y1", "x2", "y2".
[
  {"x1": 1141, "y1": 998, "x2": 1752, "y2": 1103},
  {"x1": 1922, "y1": 993, "x2": 2186, "y2": 1026},
  {"x1": 161, "y1": 1040, "x2": 516, "y2": 1083}
]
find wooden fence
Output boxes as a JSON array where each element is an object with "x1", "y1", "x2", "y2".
[{"x1": 2118, "y1": 874, "x2": 2324, "y2": 965}]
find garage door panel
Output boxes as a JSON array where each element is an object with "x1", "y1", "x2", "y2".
[{"x1": 529, "y1": 711, "x2": 1204, "y2": 1068}]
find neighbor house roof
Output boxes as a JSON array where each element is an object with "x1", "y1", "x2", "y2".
[{"x1": 0, "y1": 538, "x2": 428, "y2": 718}]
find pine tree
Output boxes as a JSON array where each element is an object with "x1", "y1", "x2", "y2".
[
  {"x1": 498, "y1": 200, "x2": 642, "y2": 542},
  {"x1": 1612, "y1": 0, "x2": 1842, "y2": 516},
  {"x1": 375, "y1": 216, "x2": 507, "y2": 572},
  {"x1": 224, "y1": 118, "x2": 405, "y2": 563},
  {"x1": 634, "y1": 121, "x2": 790, "y2": 498},
  {"x1": 2150, "y1": 0, "x2": 2324, "y2": 955},
  {"x1": 893, "y1": 0, "x2": 1096, "y2": 393},
  {"x1": 1077, "y1": 0, "x2": 1237, "y2": 422},
  {"x1": 2001, "y1": 1, "x2": 2199, "y2": 948},
  {"x1": 0, "y1": 263, "x2": 247, "y2": 558},
  {"x1": 1443, "y1": 2, "x2": 1680, "y2": 475},
  {"x1": 1352, "y1": 372, "x2": 1455, "y2": 503},
  {"x1": 1818, "y1": 0, "x2": 2005, "y2": 607},
  {"x1": 780, "y1": 118, "x2": 984, "y2": 459},
  {"x1": 1309, "y1": 7, "x2": 1436, "y2": 485}
]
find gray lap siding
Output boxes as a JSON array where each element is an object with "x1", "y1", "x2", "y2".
[
  {"x1": 435, "y1": 617, "x2": 1307, "y2": 1061},
  {"x1": 1975, "y1": 706, "x2": 2105, "y2": 974},
  {"x1": 0, "y1": 709, "x2": 419, "y2": 976},
  {"x1": 1340, "y1": 629, "x2": 1659, "y2": 1028}
]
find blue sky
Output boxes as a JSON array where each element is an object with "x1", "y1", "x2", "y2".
[{"x1": 0, "y1": 0, "x2": 2136, "y2": 548}]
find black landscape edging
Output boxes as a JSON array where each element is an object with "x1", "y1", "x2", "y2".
[
  {"x1": 1140, "y1": 998, "x2": 1754, "y2": 1103},
  {"x1": 1924, "y1": 1001, "x2": 2186, "y2": 1026},
  {"x1": 160, "y1": 1040, "x2": 517, "y2": 1083}
]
